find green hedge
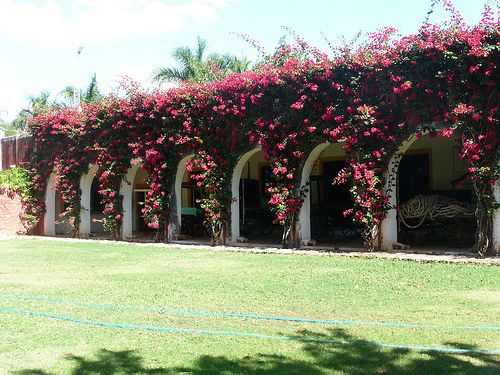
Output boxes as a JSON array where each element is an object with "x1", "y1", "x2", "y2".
[{"x1": 0, "y1": 167, "x2": 31, "y2": 199}]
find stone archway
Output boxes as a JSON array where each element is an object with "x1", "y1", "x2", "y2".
[
  {"x1": 79, "y1": 165, "x2": 98, "y2": 236},
  {"x1": 381, "y1": 132, "x2": 474, "y2": 250},
  {"x1": 298, "y1": 142, "x2": 359, "y2": 248},
  {"x1": 172, "y1": 154, "x2": 195, "y2": 238},
  {"x1": 298, "y1": 143, "x2": 330, "y2": 243},
  {"x1": 230, "y1": 148, "x2": 261, "y2": 241},
  {"x1": 380, "y1": 135, "x2": 419, "y2": 249},
  {"x1": 121, "y1": 160, "x2": 142, "y2": 238},
  {"x1": 494, "y1": 177, "x2": 500, "y2": 253},
  {"x1": 43, "y1": 172, "x2": 56, "y2": 236}
]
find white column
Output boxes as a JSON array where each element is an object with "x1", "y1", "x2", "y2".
[
  {"x1": 44, "y1": 173, "x2": 56, "y2": 236},
  {"x1": 380, "y1": 134, "x2": 418, "y2": 250},
  {"x1": 174, "y1": 155, "x2": 193, "y2": 232},
  {"x1": 0, "y1": 137, "x2": 3, "y2": 171},
  {"x1": 230, "y1": 148, "x2": 260, "y2": 242},
  {"x1": 79, "y1": 165, "x2": 97, "y2": 236},
  {"x1": 493, "y1": 177, "x2": 500, "y2": 253},
  {"x1": 121, "y1": 161, "x2": 141, "y2": 238},
  {"x1": 380, "y1": 166, "x2": 398, "y2": 250},
  {"x1": 298, "y1": 143, "x2": 329, "y2": 242}
]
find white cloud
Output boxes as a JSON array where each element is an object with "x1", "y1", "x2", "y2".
[
  {"x1": 0, "y1": 79, "x2": 29, "y2": 122},
  {"x1": 0, "y1": 0, "x2": 233, "y2": 48},
  {"x1": 0, "y1": 0, "x2": 71, "y2": 48}
]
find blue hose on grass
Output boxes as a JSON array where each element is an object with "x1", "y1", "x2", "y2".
[
  {"x1": 0, "y1": 294, "x2": 498, "y2": 331},
  {"x1": 0, "y1": 306, "x2": 498, "y2": 355}
]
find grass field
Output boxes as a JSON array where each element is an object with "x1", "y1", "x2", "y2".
[{"x1": 0, "y1": 238, "x2": 498, "y2": 374}]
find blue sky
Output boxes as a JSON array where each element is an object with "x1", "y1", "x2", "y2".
[{"x1": 0, "y1": 0, "x2": 490, "y2": 121}]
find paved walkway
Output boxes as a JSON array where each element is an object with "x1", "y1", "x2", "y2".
[{"x1": 1, "y1": 235, "x2": 499, "y2": 265}]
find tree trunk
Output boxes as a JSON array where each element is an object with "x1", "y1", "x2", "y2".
[
  {"x1": 362, "y1": 224, "x2": 379, "y2": 252},
  {"x1": 474, "y1": 182, "x2": 494, "y2": 257},
  {"x1": 281, "y1": 214, "x2": 299, "y2": 249},
  {"x1": 210, "y1": 221, "x2": 224, "y2": 245}
]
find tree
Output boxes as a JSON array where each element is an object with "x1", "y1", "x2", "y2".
[
  {"x1": 61, "y1": 73, "x2": 103, "y2": 107},
  {"x1": 2, "y1": 91, "x2": 54, "y2": 136},
  {"x1": 152, "y1": 37, "x2": 250, "y2": 84}
]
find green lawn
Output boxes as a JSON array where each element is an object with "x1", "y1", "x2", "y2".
[{"x1": 0, "y1": 238, "x2": 498, "y2": 374}]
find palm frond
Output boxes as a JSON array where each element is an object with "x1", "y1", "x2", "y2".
[
  {"x1": 152, "y1": 67, "x2": 187, "y2": 83},
  {"x1": 153, "y1": 37, "x2": 251, "y2": 84},
  {"x1": 83, "y1": 73, "x2": 102, "y2": 103},
  {"x1": 195, "y1": 37, "x2": 207, "y2": 61}
]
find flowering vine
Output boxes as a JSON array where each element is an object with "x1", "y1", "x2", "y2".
[{"x1": 23, "y1": 4, "x2": 499, "y2": 256}]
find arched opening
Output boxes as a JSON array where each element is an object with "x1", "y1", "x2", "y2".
[
  {"x1": 172, "y1": 154, "x2": 210, "y2": 241},
  {"x1": 494, "y1": 178, "x2": 500, "y2": 253},
  {"x1": 301, "y1": 143, "x2": 363, "y2": 248},
  {"x1": 132, "y1": 166, "x2": 152, "y2": 237},
  {"x1": 231, "y1": 149, "x2": 282, "y2": 245},
  {"x1": 230, "y1": 148, "x2": 260, "y2": 241},
  {"x1": 43, "y1": 172, "x2": 56, "y2": 236},
  {"x1": 55, "y1": 191, "x2": 70, "y2": 235},
  {"x1": 43, "y1": 172, "x2": 71, "y2": 236},
  {"x1": 79, "y1": 165, "x2": 105, "y2": 236},
  {"x1": 396, "y1": 133, "x2": 475, "y2": 251},
  {"x1": 90, "y1": 176, "x2": 106, "y2": 233},
  {"x1": 121, "y1": 161, "x2": 141, "y2": 239}
]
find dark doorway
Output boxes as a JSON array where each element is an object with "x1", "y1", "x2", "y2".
[
  {"x1": 90, "y1": 178, "x2": 105, "y2": 212},
  {"x1": 310, "y1": 160, "x2": 361, "y2": 243},
  {"x1": 322, "y1": 160, "x2": 351, "y2": 225},
  {"x1": 135, "y1": 191, "x2": 149, "y2": 233},
  {"x1": 398, "y1": 153, "x2": 430, "y2": 203}
]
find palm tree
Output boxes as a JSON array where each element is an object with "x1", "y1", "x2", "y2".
[
  {"x1": 152, "y1": 37, "x2": 250, "y2": 84},
  {"x1": 24, "y1": 91, "x2": 52, "y2": 116},
  {"x1": 3, "y1": 91, "x2": 55, "y2": 135},
  {"x1": 5, "y1": 74, "x2": 103, "y2": 135},
  {"x1": 61, "y1": 73, "x2": 103, "y2": 106}
]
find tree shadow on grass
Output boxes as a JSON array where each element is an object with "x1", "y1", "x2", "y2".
[
  {"x1": 14, "y1": 349, "x2": 166, "y2": 375},
  {"x1": 15, "y1": 328, "x2": 499, "y2": 375},
  {"x1": 173, "y1": 328, "x2": 499, "y2": 375}
]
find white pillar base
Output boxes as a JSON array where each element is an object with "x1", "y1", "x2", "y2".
[
  {"x1": 298, "y1": 143, "x2": 329, "y2": 243},
  {"x1": 493, "y1": 178, "x2": 500, "y2": 254},
  {"x1": 44, "y1": 173, "x2": 56, "y2": 236},
  {"x1": 121, "y1": 162, "x2": 141, "y2": 238},
  {"x1": 380, "y1": 206, "x2": 398, "y2": 250},
  {"x1": 230, "y1": 149, "x2": 260, "y2": 242},
  {"x1": 379, "y1": 135, "x2": 420, "y2": 250},
  {"x1": 173, "y1": 155, "x2": 193, "y2": 239},
  {"x1": 79, "y1": 166, "x2": 98, "y2": 236}
]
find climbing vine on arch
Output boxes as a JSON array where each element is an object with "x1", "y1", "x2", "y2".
[{"x1": 24, "y1": 4, "x2": 498, "y2": 256}]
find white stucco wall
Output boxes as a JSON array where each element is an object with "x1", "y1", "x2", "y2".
[
  {"x1": 175, "y1": 155, "x2": 193, "y2": 229},
  {"x1": 380, "y1": 133, "x2": 470, "y2": 249},
  {"x1": 309, "y1": 143, "x2": 346, "y2": 176},
  {"x1": 240, "y1": 150, "x2": 267, "y2": 182},
  {"x1": 230, "y1": 148, "x2": 262, "y2": 241},
  {"x1": 55, "y1": 191, "x2": 70, "y2": 235},
  {"x1": 299, "y1": 143, "x2": 331, "y2": 241},
  {"x1": 405, "y1": 134, "x2": 469, "y2": 191},
  {"x1": 121, "y1": 161, "x2": 141, "y2": 238},
  {"x1": 90, "y1": 213, "x2": 105, "y2": 233},
  {"x1": 132, "y1": 167, "x2": 149, "y2": 232},
  {"x1": 493, "y1": 175, "x2": 500, "y2": 253},
  {"x1": 79, "y1": 165, "x2": 98, "y2": 235},
  {"x1": 44, "y1": 173, "x2": 56, "y2": 236}
]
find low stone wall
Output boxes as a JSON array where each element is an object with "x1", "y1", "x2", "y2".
[{"x1": 0, "y1": 191, "x2": 24, "y2": 236}]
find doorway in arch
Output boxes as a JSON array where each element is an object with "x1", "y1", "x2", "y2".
[
  {"x1": 396, "y1": 134, "x2": 475, "y2": 250},
  {"x1": 308, "y1": 144, "x2": 363, "y2": 248},
  {"x1": 237, "y1": 150, "x2": 282, "y2": 245}
]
